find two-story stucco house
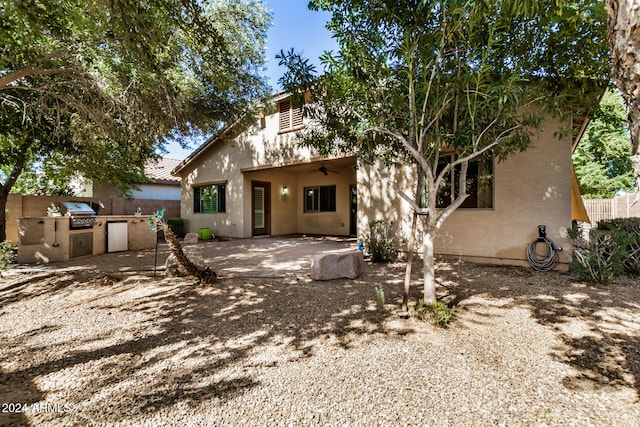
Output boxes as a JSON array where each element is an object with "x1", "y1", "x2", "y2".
[{"x1": 172, "y1": 91, "x2": 590, "y2": 269}]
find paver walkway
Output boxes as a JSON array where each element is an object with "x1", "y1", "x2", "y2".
[{"x1": 6, "y1": 236, "x2": 358, "y2": 278}]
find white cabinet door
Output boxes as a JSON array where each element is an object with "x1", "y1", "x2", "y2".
[{"x1": 107, "y1": 221, "x2": 128, "y2": 252}]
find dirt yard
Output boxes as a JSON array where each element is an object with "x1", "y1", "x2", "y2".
[{"x1": 0, "y1": 253, "x2": 639, "y2": 426}]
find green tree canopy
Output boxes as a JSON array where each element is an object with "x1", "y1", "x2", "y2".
[
  {"x1": 279, "y1": 0, "x2": 609, "y2": 303},
  {"x1": 0, "y1": 0, "x2": 270, "y2": 241},
  {"x1": 574, "y1": 88, "x2": 635, "y2": 198}
]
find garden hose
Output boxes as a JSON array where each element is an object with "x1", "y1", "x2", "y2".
[{"x1": 526, "y1": 225, "x2": 562, "y2": 272}]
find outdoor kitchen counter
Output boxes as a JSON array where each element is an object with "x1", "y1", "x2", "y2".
[{"x1": 17, "y1": 215, "x2": 157, "y2": 264}]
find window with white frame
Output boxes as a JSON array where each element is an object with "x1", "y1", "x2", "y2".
[
  {"x1": 304, "y1": 185, "x2": 336, "y2": 212},
  {"x1": 194, "y1": 183, "x2": 226, "y2": 213}
]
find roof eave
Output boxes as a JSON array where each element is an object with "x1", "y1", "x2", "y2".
[
  {"x1": 171, "y1": 91, "x2": 299, "y2": 176},
  {"x1": 171, "y1": 118, "x2": 244, "y2": 176}
]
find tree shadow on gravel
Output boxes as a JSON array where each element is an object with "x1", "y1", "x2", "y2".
[
  {"x1": 0, "y1": 272, "x2": 80, "y2": 310},
  {"x1": 0, "y1": 271, "x2": 134, "y2": 311},
  {"x1": 0, "y1": 265, "x2": 405, "y2": 425},
  {"x1": 0, "y1": 366, "x2": 43, "y2": 427},
  {"x1": 439, "y1": 261, "x2": 640, "y2": 400},
  {"x1": 9, "y1": 253, "x2": 638, "y2": 424}
]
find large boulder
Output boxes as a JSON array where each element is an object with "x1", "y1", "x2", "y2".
[
  {"x1": 183, "y1": 233, "x2": 199, "y2": 244},
  {"x1": 310, "y1": 251, "x2": 364, "y2": 281}
]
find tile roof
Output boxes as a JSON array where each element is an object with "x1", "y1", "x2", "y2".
[{"x1": 145, "y1": 157, "x2": 182, "y2": 185}]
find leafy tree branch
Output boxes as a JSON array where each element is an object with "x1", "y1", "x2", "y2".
[{"x1": 0, "y1": 0, "x2": 270, "y2": 241}]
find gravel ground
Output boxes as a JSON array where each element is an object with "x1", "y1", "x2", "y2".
[{"x1": 0, "y1": 258, "x2": 639, "y2": 426}]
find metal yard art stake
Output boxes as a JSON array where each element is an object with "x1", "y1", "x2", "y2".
[{"x1": 148, "y1": 209, "x2": 165, "y2": 277}]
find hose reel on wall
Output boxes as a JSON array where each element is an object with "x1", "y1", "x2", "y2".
[{"x1": 527, "y1": 225, "x2": 563, "y2": 271}]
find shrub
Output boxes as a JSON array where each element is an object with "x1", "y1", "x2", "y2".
[
  {"x1": 167, "y1": 218, "x2": 185, "y2": 238},
  {"x1": 409, "y1": 300, "x2": 456, "y2": 327},
  {"x1": 597, "y1": 218, "x2": 640, "y2": 277},
  {"x1": 0, "y1": 240, "x2": 16, "y2": 274},
  {"x1": 364, "y1": 220, "x2": 395, "y2": 263},
  {"x1": 569, "y1": 224, "x2": 632, "y2": 284},
  {"x1": 596, "y1": 217, "x2": 640, "y2": 233}
]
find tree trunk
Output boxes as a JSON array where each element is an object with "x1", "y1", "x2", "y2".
[
  {"x1": 163, "y1": 225, "x2": 216, "y2": 283},
  {"x1": 0, "y1": 139, "x2": 34, "y2": 242},
  {"x1": 401, "y1": 168, "x2": 425, "y2": 312},
  {"x1": 607, "y1": 0, "x2": 640, "y2": 194},
  {"x1": 0, "y1": 190, "x2": 8, "y2": 242},
  {"x1": 401, "y1": 212, "x2": 418, "y2": 312},
  {"x1": 422, "y1": 225, "x2": 437, "y2": 304}
]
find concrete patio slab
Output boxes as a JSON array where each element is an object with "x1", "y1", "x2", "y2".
[{"x1": 5, "y1": 236, "x2": 360, "y2": 279}]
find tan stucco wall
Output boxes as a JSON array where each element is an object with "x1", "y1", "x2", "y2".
[
  {"x1": 178, "y1": 134, "x2": 252, "y2": 238},
  {"x1": 356, "y1": 161, "x2": 415, "y2": 242},
  {"x1": 358, "y1": 115, "x2": 573, "y2": 267},
  {"x1": 176, "y1": 96, "x2": 353, "y2": 238},
  {"x1": 436, "y1": 117, "x2": 572, "y2": 266}
]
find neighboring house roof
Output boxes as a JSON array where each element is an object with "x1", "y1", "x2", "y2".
[{"x1": 145, "y1": 157, "x2": 182, "y2": 185}]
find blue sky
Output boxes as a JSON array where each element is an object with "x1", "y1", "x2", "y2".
[
  {"x1": 164, "y1": 0, "x2": 336, "y2": 160},
  {"x1": 263, "y1": 0, "x2": 337, "y2": 90}
]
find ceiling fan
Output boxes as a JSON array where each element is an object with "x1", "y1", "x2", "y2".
[{"x1": 318, "y1": 163, "x2": 339, "y2": 175}]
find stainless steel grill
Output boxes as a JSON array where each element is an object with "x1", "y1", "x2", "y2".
[{"x1": 55, "y1": 202, "x2": 97, "y2": 229}]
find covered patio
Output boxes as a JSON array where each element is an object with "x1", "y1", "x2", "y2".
[{"x1": 240, "y1": 156, "x2": 358, "y2": 237}]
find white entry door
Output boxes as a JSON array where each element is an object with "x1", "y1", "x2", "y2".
[{"x1": 252, "y1": 181, "x2": 270, "y2": 236}]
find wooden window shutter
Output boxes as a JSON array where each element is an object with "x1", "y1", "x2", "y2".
[
  {"x1": 291, "y1": 102, "x2": 303, "y2": 127},
  {"x1": 279, "y1": 99, "x2": 291, "y2": 130}
]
